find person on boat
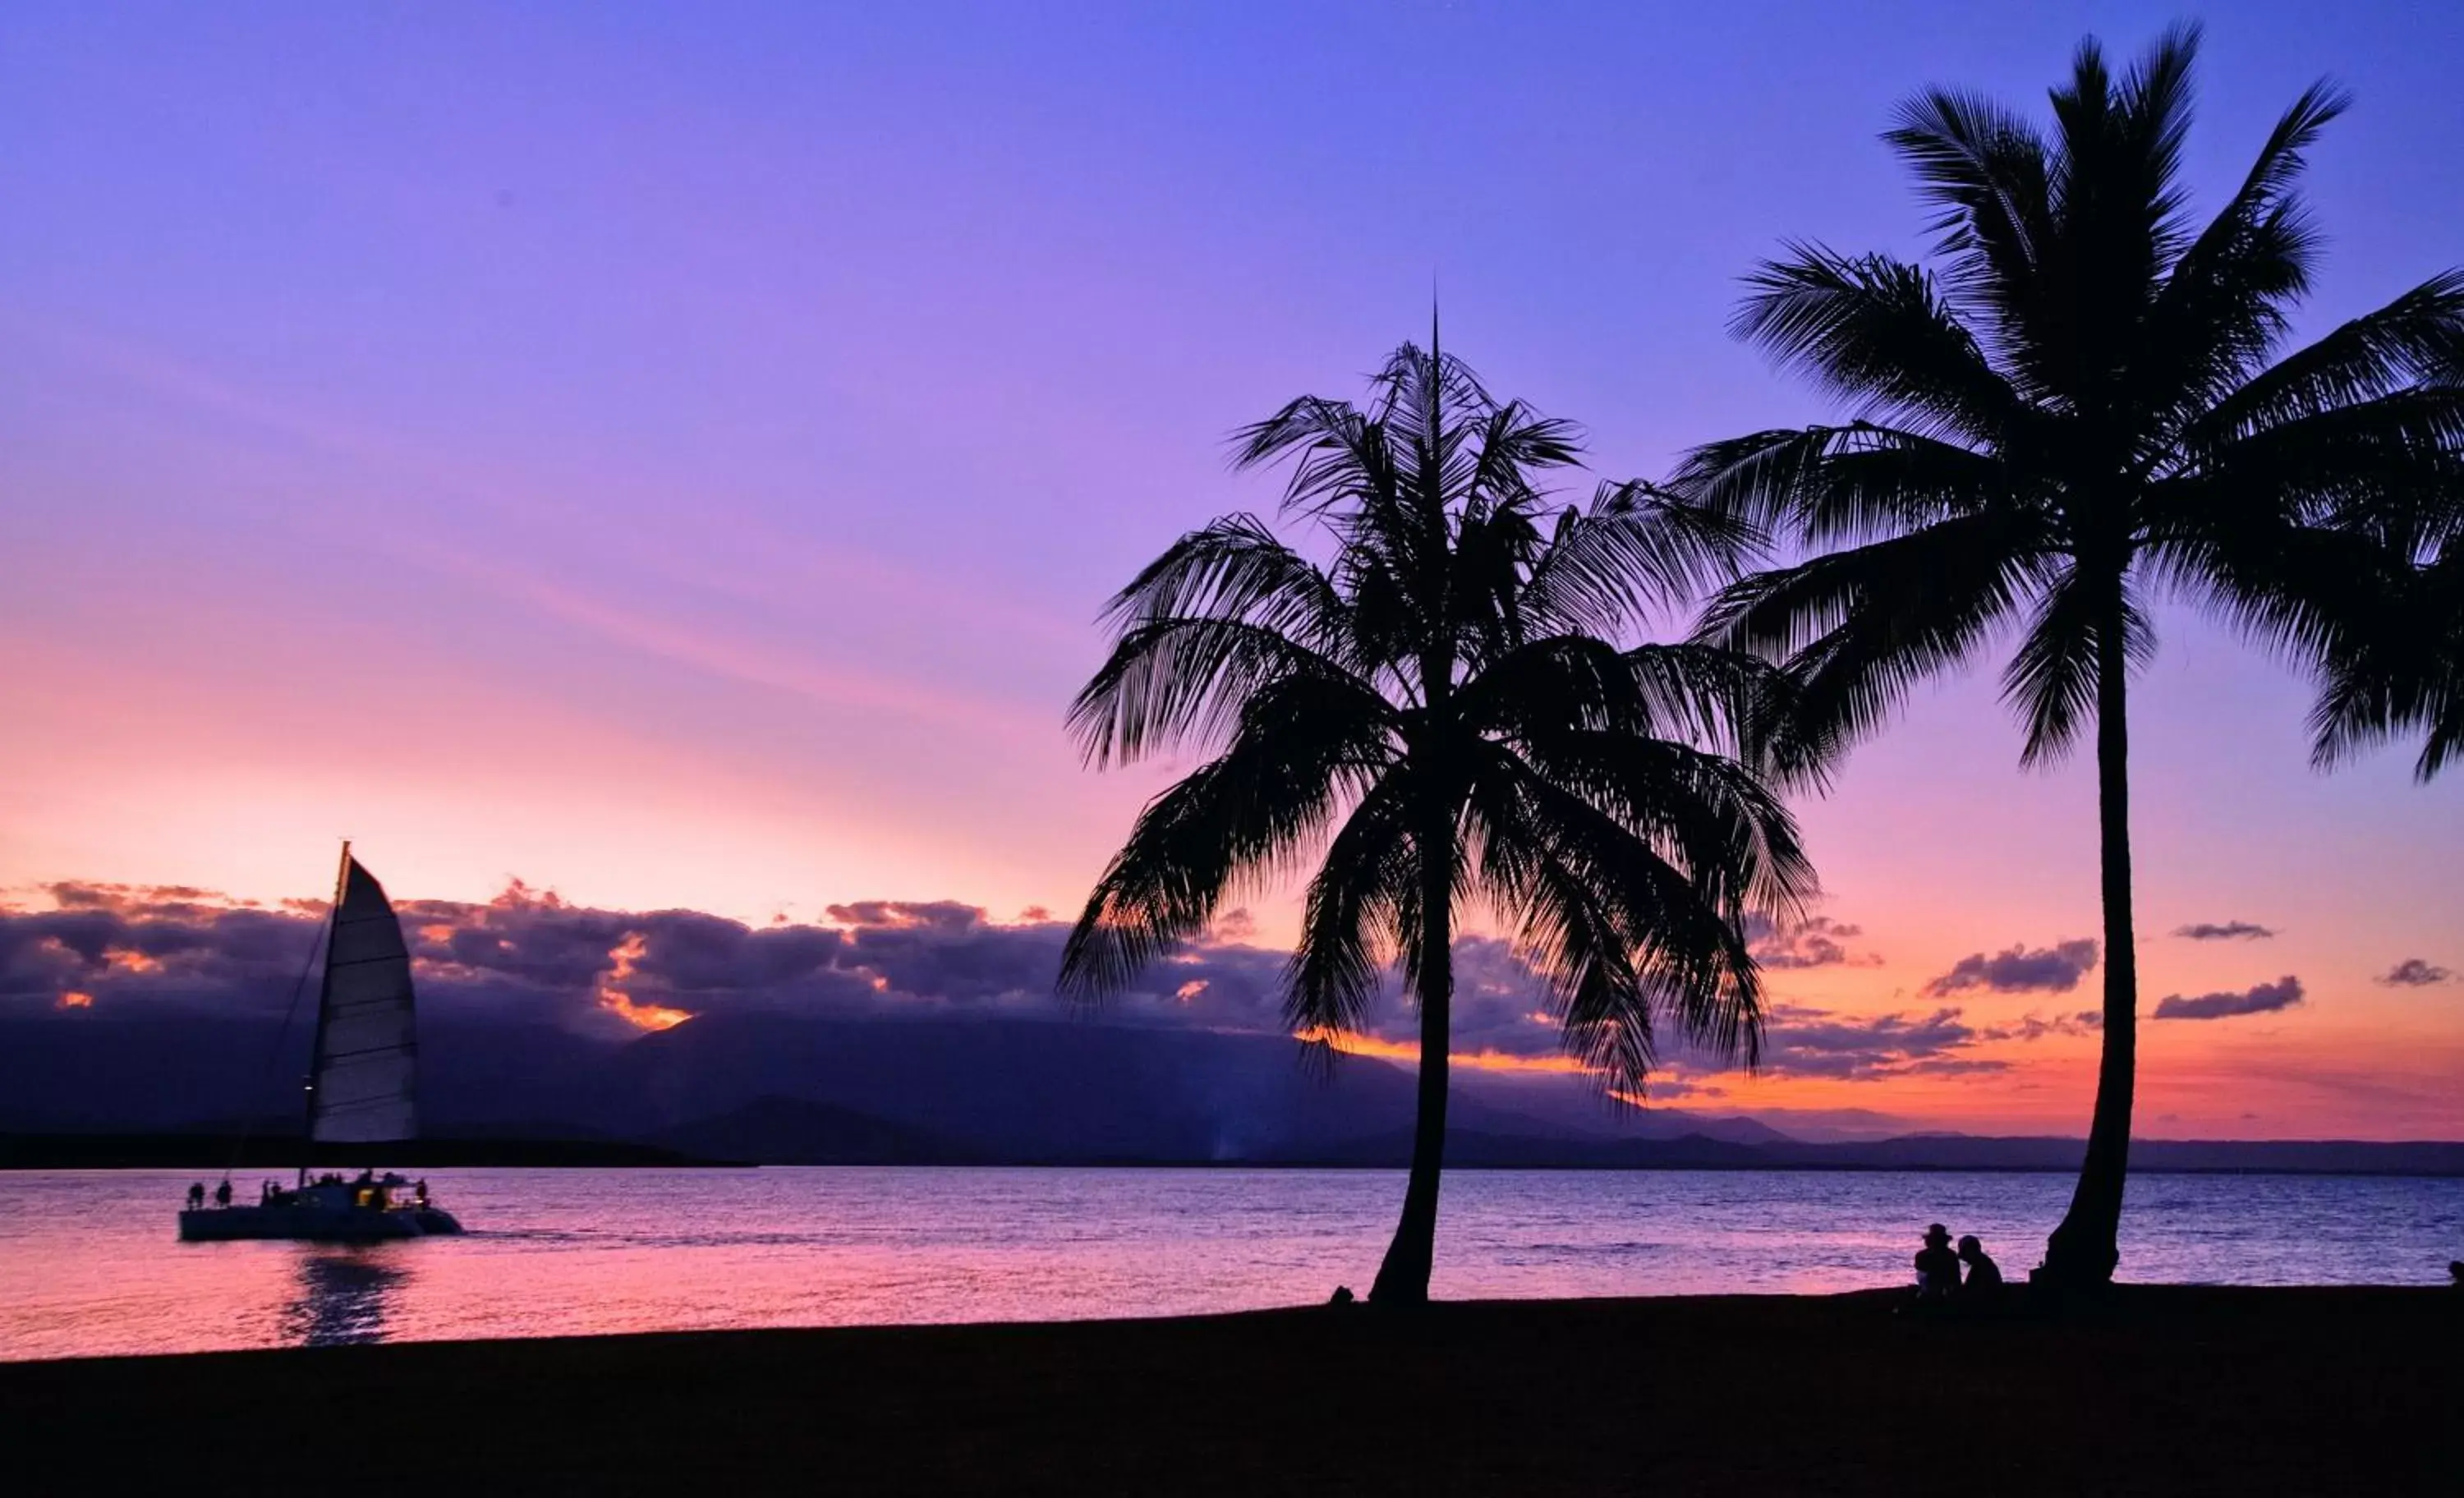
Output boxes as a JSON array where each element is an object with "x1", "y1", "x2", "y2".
[
  {"x1": 1914, "y1": 1224, "x2": 1961, "y2": 1298},
  {"x1": 1957, "y1": 1235, "x2": 2002, "y2": 1296},
  {"x1": 213, "y1": 1179, "x2": 232, "y2": 1208},
  {"x1": 186, "y1": 1182, "x2": 205, "y2": 1211},
  {"x1": 414, "y1": 1179, "x2": 430, "y2": 1206}
]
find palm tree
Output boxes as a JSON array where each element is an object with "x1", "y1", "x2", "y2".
[
  {"x1": 1060, "y1": 336, "x2": 1816, "y2": 1304},
  {"x1": 1678, "y1": 26, "x2": 2464, "y2": 1285}
]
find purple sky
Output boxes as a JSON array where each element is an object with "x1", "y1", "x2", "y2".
[{"x1": 4, "y1": 2, "x2": 2461, "y2": 1133}]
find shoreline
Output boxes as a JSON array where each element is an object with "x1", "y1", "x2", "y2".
[{"x1": 8, "y1": 1288, "x2": 2457, "y2": 1493}]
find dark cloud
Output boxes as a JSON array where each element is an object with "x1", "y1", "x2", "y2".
[
  {"x1": 2375, "y1": 958, "x2": 2453, "y2": 988},
  {"x1": 2153, "y1": 976, "x2": 2305, "y2": 1021},
  {"x1": 1737, "y1": 1004, "x2": 1978, "y2": 1080},
  {"x1": 1899, "y1": 1057, "x2": 2013, "y2": 1077},
  {"x1": 1976, "y1": 1009, "x2": 2102, "y2": 1042},
  {"x1": 1743, "y1": 914, "x2": 1881, "y2": 971},
  {"x1": 2, "y1": 893, "x2": 320, "y2": 1018},
  {"x1": 821, "y1": 900, "x2": 981, "y2": 933},
  {"x1": 0, "y1": 882, "x2": 1299, "y2": 1041},
  {"x1": 1662, "y1": 995, "x2": 2097, "y2": 1086},
  {"x1": 1921, "y1": 940, "x2": 2099, "y2": 998},
  {"x1": 2173, "y1": 921, "x2": 2277, "y2": 941}
]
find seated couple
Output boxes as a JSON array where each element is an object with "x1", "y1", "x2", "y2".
[{"x1": 1914, "y1": 1223, "x2": 2001, "y2": 1298}]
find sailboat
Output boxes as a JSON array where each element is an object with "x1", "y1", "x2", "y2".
[{"x1": 177, "y1": 845, "x2": 464, "y2": 1242}]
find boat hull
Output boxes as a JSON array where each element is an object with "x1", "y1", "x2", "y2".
[{"x1": 177, "y1": 1205, "x2": 463, "y2": 1243}]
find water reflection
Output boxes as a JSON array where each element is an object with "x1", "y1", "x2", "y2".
[
  {"x1": 8, "y1": 1168, "x2": 2461, "y2": 1361},
  {"x1": 280, "y1": 1250, "x2": 408, "y2": 1347}
]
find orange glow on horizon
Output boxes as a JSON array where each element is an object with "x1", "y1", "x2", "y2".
[
  {"x1": 57, "y1": 990, "x2": 94, "y2": 1009},
  {"x1": 1294, "y1": 1026, "x2": 1592, "y2": 1075}
]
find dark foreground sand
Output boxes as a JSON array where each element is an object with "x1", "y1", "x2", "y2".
[{"x1": 5, "y1": 1288, "x2": 2458, "y2": 1495}]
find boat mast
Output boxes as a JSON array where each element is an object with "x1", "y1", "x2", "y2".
[{"x1": 298, "y1": 841, "x2": 352, "y2": 1188}]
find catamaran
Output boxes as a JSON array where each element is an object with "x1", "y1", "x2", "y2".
[{"x1": 178, "y1": 845, "x2": 464, "y2": 1242}]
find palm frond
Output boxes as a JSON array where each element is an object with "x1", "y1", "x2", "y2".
[
  {"x1": 1467, "y1": 738, "x2": 1798, "y2": 1083},
  {"x1": 2002, "y1": 567, "x2": 2152, "y2": 766},
  {"x1": 2142, "y1": 80, "x2": 2348, "y2": 421},
  {"x1": 1735, "y1": 245, "x2": 2021, "y2": 444},
  {"x1": 1285, "y1": 768, "x2": 1416, "y2": 1039},
  {"x1": 2187, "y1": 273, "x2": 2464, "y2": 451},
  {"x1": 1884, "y1": 84, "x2": 2052, "y2": 354},
  {"x1": 1517, "y1": 481, "x2": 1766, "y2": 641},
  {"x1": 1068, "y1": 616, "x2": 1377, "y2": 767},
  {"x1": 2191, "y1": 388, "x2": 2464, "y2": 525},
  {"x1": 1060, "y1": 678, "x2": 1395, "y2": 1002},
  {"x1": 1676, "y1": 423, "x2": 2008, "y2": 545},
  {"x1": 1097, "y1": 513, "x2": 1349, "y2": 636},
  {"x1": 1696, "y1": 513, "x2": 2048, "y2": 754}
]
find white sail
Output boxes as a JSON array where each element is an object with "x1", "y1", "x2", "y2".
[{"x1": 309, "y1": 856, "x2": 419, "y2": 1144}]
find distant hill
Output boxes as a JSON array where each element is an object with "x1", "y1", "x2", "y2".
[
  {"x1": 0, "y1": 1133, "x2": 710, "y2": 1170},
  {"x1": 654, "y1": 1096, "x2": 984, "y2": 1165},
  {"x1": 6, "y1": 1009, "x2": 2459, "y2": 1174}
]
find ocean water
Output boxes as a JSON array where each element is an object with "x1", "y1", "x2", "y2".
[{"x1": 2, "y1": 1167, "x2": 2457, "y2": 1362}]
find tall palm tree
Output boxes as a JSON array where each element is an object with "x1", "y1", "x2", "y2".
[
  {"x1": 1060, "y1": 337, "x2": 1816, "y2": 1304},
  {"x1": 1678, "y1": 26, "x2": 2464, "y2": 1285}
]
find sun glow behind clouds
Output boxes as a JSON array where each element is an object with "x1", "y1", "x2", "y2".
[{"x1": 595, "y1": 931, "x2": 693, "y2": 1032}]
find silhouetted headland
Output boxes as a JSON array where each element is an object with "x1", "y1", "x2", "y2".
[
  {"x1": 10, "y1": 1126, "x2": 2462, "y2": 1174},
  {"x1": 6, "y1": 1288, "x2": 2455, "y2": 1494},
  {"x1": 0, "y1": 1133, "x2": 719, "y2": 1170}
]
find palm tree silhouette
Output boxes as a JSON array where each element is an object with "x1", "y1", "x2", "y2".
[
  {"x1": 1679, "y1": 25, "x2": 2464, "y2": 1285},
  {"x1": 1061, "y1": 335, "x2": 1816, "y2": 1304}
]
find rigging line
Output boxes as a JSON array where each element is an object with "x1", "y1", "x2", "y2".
[{"x1": 221, "y1": 902, "x2": 332, "y2": 1184}]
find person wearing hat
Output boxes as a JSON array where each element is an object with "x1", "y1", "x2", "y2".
[{"x1": 1915, "y1": 1223, "x2": 1961, "y2": 1298}]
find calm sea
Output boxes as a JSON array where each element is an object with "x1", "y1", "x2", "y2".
[{"x1": 3, "y1": 1167, "x2": 2457, "y2": 1362}]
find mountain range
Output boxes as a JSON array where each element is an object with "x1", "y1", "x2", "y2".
[{"x1": 4, "y1": 1009, "x2": 2458, "y2": 1174}]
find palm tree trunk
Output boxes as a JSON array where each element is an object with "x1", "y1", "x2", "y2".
[
  {"x1": 2041, "y1": 609, "x2": 2139, "y2": 1287},
  {"x1": 1368, "y1": 816, "x2": 1454, "y2": 1306}
]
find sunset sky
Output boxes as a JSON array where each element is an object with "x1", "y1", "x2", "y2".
[{"x1": 4, "y1": 2, "x2": 2460, "y2": 1137}]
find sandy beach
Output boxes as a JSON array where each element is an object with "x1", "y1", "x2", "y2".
[{"x1": 5, "y1": 1287, "x2": 2457, "y2": 1495}]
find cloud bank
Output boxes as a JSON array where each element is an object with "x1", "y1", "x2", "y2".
[
  {"x1": 1743, "y1": 914, "x2": 1882, "y2": 971},
  {"x1": 3, "y1": 881, "x2": 1292, "y2": 1039},
  {"x1": 0, "y1": 881, "x2": 1605, "y2": 1072},
  {"x1": 0, "y1": 883, "x2": 2122, "y2": 1091},
  {"x1": 2375, "y1": 958, "x2": 2453, "y2": 988},
  {"x1": 2173, "y1": 921, "x2": 2277, "y2": 941},
  {"x1": 2153, "y1": 976, "x2": 2305, "y2": 1021},
  {"x1": 1921, "y1": 940, "x2": 2099, "y2": 998}
]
